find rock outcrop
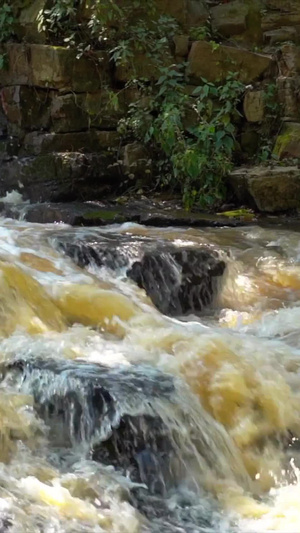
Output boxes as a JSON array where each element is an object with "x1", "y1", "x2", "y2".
[
  {"x1": 229, "y1": 166, "x2": 300, "y2": 212},
  {"x1": 187, "y1": 41, "x2": 274, "y2": 84},
  {"x1": 0, "y1": 153, "x2": 120, "y2": 202},
  {"x1": 2, "y1": 0, "x2": 300, "y2": 211}
]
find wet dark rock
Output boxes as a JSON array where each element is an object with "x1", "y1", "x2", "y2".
[
  {"x1": 55, "y1": 231, "x2": 226, "y2": 316},
  {"x1": 0, "y1": 198, "x2": 248, "y2": 228},
  {"x1": 0, "y1": 153, "x2": 121, "y2": 203},
  {"x1": 4, "y1": 359, "x2": 176, "y2": 492},
  {"x1": 92, "y1": 414, "x2": 171, "y2": 493},
  {"x1": 57, "y1": 239, "x2": 133, "y2": 270},
  {"x1": 128, "y1": 248, "x2": 226, "y2": 316},
  {"x1": 0, "y1": 202, "x2": 129, "y2": 226},
  {"x1": 135, "y1": 489, "x2": 217, "y2": 533},
  {"x1": 0, "y1": 516, "x2": 12, "y2": 533}
]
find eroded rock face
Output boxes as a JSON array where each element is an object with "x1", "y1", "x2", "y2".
[
  {"x1": 115, "y1": 49, "x2": 173, "y2": 82},
  {"x1": 1, "y1": 44, "x2": 111, "y2": 91},
  {"x1": 186, "y1": 0, "x2": 209, "y2": 28},
  {"x1": 277, "y1": 77, "x2": 300, "y2": 121},
  {"x1": 48, "y1": 90, "x2": 127, "y2": 133},
  {"x1": 262, "y1": 1, "x2": 300, "y2": 34},
  {"x1": 229, "y1": 166, "x2": 300, "y2": 212},
  {"x1": 22, "y1": 131, "x2": 120, "y2": 156},
  {"x1": 187, "y1": 41, "x2": 275, "y2": 84},
  {"x1": 122, "y1": 142, "x2": 150, "y2": 179},
  {"x1": 264, "y1": 27, "x2": 298, "y2": 45},
  {"x1": 1, "y1": 86, "x2": 52, "y2": 131},
  {"x1": 0, "y1": 152, "x2": 121, "y2": 202},
  {"x1": 278, "y1": 44, "x2": 300, "y2": 77}
]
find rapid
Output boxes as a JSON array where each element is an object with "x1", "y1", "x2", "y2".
[{"x1": 0, "y1": 210, "x2": 300, "y2": 532}]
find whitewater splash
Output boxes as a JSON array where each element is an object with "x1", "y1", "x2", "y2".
[{"x1": 0, "y1": 218, "x2": 299, "y2": 530}]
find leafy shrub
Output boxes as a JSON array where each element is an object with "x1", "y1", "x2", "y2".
[
  {"x1": 123, "y1": 67, "x2": 244, "y2": 209},
  {"x1": 257, "y1": 83, "x2": 281, "y2": 163}
]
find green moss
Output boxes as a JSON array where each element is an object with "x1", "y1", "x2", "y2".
[
  {"x1": 83, "y1": 210, "x2": 126, "y2": 222},
  {"x1": 273, "y1": 130, "x2": 294, "y2": 157}
]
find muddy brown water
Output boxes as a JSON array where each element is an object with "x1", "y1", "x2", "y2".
[{"x1": 0, "y1": 215, "x2": 299, "y2": 531}]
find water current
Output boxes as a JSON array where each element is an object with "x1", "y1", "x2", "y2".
[{"x1": 0, "y1": 210, "x2": 299, "y2": 532}]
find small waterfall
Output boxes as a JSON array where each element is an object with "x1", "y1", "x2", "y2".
[
  {"x1": 2, "y1": 358, "x2": 251, "y2": 497},
  {"x1": 55, "y1": 233, "x2": 226, "y2": 317},
  {"x1": 0, "y1": 218, "x2": 299, "y2": 531}
]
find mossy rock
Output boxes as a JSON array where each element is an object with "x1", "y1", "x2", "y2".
[
  {"x1": 229, "y1": 166, "x2": 300, "y2": 212},
  {"x1": 50, "y1": 90, "x2": 126, "y2": 133},
  {"x1": 211, "y1": 0, "x2": 262, "y2": 41},
  {"x1": 187, "y1": 41, "x2": 274, "y2": 84},
  {"x1": 0, "y1": 152, "x2": 121, "y2": 202},
  {"x1": 50, "y1": 93, "x2": 88, "y2": 133},
  {"x1": 14, "y1": 0, "x2": 47, "y2": 43},
  {"x1": 22, "y1": 131, "x2": 120, "y2": 156},
  {"x1": 1, "y1": 86, "x2": 52, "y2": 130},
  {"x1": 85, "y1": 91, "x2": 126, "y2": 128},
  {"x1": 82, "y1": 210, "x2": 126, "y2": 224},
  {"x1": 1, "y1": 44, "x2": 111, "y2": 91},
  {"x1": 273, "y1": 122, "x2": 300, "y2": 159}
]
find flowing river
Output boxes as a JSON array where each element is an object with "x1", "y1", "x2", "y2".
[{"x1": 0, "y1": 210, "x2": 300, "y2": 532}]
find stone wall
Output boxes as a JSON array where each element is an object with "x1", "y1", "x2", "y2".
[{"x1": 1, "y1": 0, "x2": 300, "y2": 210}]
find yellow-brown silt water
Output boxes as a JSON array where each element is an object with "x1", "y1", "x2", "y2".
[{"x1": 0, "y1": 217, "x2": 300, "y2": 532}]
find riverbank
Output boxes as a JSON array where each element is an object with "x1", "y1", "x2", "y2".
[
  {"x1": 1, "y1": 1, "x2": 300, "y2": 213},
  {"x1": 2, "y1": 191, "x2": 300, "y2": 231}
]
